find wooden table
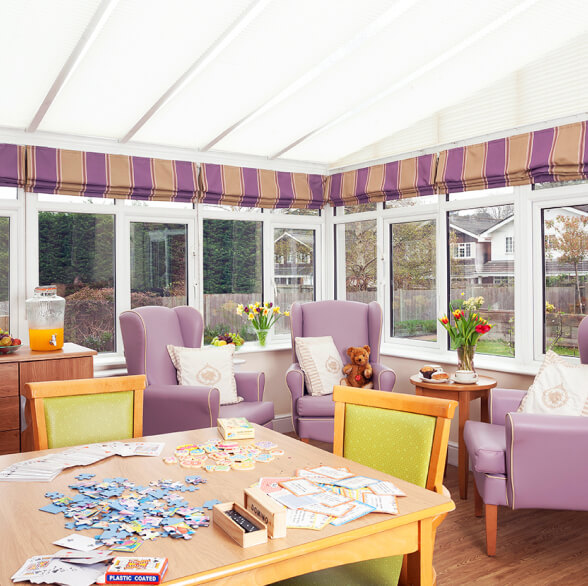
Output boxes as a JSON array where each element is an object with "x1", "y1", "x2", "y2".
[
  {"x1": 0, "y1": 343, "x2": 96, "y2": 454},
  {"x1": 409, "y1": 375, "x2": 497, "y2": 500},
  {"x1": 0, "y1": 425, "x2": 454, "y2": 585}
]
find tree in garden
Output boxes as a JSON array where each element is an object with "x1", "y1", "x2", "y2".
[
  {"x1": 345, "y1": 222, "x2": 377, "y2": 291},
  {"x1": 391, "y1": 221, "x2": 435, "y2": 290},
  {"x1": 545, "y1": 214, "x2": 588, "y2": 314}
]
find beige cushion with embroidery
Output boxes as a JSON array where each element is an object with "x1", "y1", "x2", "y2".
[
  {"x1": 167, "y1": 344, "x2": 242, "y2": 406},
  {"x1": 295, "y1": 336, "x2": 344, "y2": 397},
  {"x1": 518, "y1": 350, "x2": 588, "y2": 416}
]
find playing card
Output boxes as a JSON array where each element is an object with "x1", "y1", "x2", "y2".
[{"x1": 52, "y1": 534, "x2": 101, "y2": 552}]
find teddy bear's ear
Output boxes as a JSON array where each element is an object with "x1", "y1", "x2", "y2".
[
  {"x1": 347, "y1": 347, "x2": 354, "y2": 357},
  {"x1": 363, "y1": 345, "x2": 371, "y2": 354}
]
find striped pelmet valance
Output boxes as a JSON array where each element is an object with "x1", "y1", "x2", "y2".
[
  {"x1": 0, "y1": 143, "x2": 25, "y2": 188},
  {"x1": 436, "y1": 121, "x2": 588, "y2": 193},
  {"x1": 326, "y1": 154, "x2": 436, "y2": 206},
  {"x1": 25, "y1": 146, "x2": 199, "y2": 202},
  {"x1": 199, "y1": 163, "x2": 325, "y2": 209}
]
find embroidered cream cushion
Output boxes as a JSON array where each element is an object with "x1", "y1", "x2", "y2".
[
  {"x1": 167, "y1": 344, "x2": 242, "y2": 406},
  {"x1": 295, "y1": 336, "x2": 344, "y2": 397},
  {"x1": 518, "y1": 350, "x2": 588, "y2": 416}
]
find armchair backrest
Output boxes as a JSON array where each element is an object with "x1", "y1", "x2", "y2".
[
  {"x1": 290, "y1": 300, "x2": 383, "y2": 364},
  {"x1": 579, "y1": 315, "x2": 588, "y2": 364},
  {"x1": 120, "y1": 306, "x2": 204, "y2": 386}
]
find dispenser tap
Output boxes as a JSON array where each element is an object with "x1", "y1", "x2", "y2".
[{"x1": 49, "y1": 334, "x2": 57, "y2": 346}]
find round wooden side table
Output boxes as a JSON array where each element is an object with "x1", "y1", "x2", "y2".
[{"x1": 409, "y1": 374, "x2": 497, "y2": 500}]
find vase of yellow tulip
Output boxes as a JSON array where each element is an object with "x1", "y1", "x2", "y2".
[{"x1": 236, "y1": 302, "x2": 289, "y2": 347}]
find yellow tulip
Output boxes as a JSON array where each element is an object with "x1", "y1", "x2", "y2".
[
  {"x1": 248, "y1": 313, "x2": 255, "y2": 321},
  {"x1": 273, "y1": 306, "x2": 280, "y2": 314},
  {"x1": 284, "y1": 311, "x2": 290, "y2": 317},
  {"x1": 263, "y1": 308, "x2": 269, "y2": 316}
]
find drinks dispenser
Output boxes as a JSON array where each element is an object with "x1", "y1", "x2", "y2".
[{"x1": 26, "y1": 286, "x2": 65, "y2": 351}]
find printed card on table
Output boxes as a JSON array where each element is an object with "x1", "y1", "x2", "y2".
[
  {"x1": 310, "y1": 490, "x2": 353, "y2": 507},
  {"x1": 329, "y1": 502, "x2": 376, "y2": 526},
  {"x1": 308, "y1": 466, "x2": 354, "y2": 480},
  {"x1": 53, "y1": 533, "x2": 101, "y2": 552},
  {"x1": 286, "y1": 509, "x2": 332, "y2": 530},
  {"x1": 279, "y1": 478, "x2": 324, "y2": 497},
  {"x1": 258, "y1": 477, "x2": 293, "y2": 494},
  {"x1": 302, "y1": 502, "x2": 354, "y2": 517},
  {"x1": 361, "y1": 493, "x2": 399, "y2": 514},
  {"x1": 369, "y1": 480, "x2": 407, "y2": 497},
  {"x1": 295, "y1": 468, "x2": 339, "y2": 485},
  {"x1": 270, "y1": 489, "x2": 318, "y2": 510},
  {"x1": 334, "y1": 475, "x2": 379, "y2": 490}
]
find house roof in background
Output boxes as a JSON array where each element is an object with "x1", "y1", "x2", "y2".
[
  {"x1": 0, "y1": 0, "x2": 587, "y2": 174},
  {"x1": 450, "y1": 214, "x2": 513, "y2": 237}
]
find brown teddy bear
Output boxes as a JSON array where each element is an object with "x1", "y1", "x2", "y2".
[{"x1": 340, "y1": 345, "x2": 373, "y2": 389}]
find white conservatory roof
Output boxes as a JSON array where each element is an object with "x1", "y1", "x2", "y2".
[{"x1": 0, "y1": 0, "x2": 587, "y2": 174}]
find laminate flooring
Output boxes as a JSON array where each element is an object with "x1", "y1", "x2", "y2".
[{"x1": 292, "y1": 436, "x2": 588, "y2": 585}]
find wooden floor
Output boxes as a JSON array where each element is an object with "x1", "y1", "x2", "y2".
[{"x1": 295, "y1": 436, "x2": 588, "y2": 585}]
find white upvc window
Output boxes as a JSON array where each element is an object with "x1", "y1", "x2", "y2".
[{"x1": 505, "y1": 236, "x2": 514, "y2": 254}]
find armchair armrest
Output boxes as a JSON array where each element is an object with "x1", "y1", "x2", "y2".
[
  {"x1": 505, "y1": 412, "x2": 588, "y2": 511},
  {"x1": 143, "y1": 384, "x2": 220, "y2": 435},
  {"x1": 371, "y1": 363, "x2": 396, "y2": 392},
  {"x1": 235, "y1": 371, "x2": 265, "y2": 402},
  {"x1": 490, "y1": 388, "x2": 526, "y2": 424},
  {"x1": 286, "y1": 363, "x2": 305, "y2": 403}
]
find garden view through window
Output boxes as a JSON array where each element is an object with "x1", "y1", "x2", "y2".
[
  {"x1": 448, "y1": 205, "x2": 514, "y2": 357},
  {"x1": 274, "y1": 228, "x2": 315, "y2": 334},
  {"x1": 543, "y1": 205, "x2": 588, "y2": 356},
  {"x1": 390, "y1": 220, "x2": 436, "y2": 340},
  {"x1": 130, "y1": 222, "x2": 187, "y2": 309},
  {"x1": 202, "y1": 219, "x2": 262, "y2": 344},
  {"x1": 343, "y1": 220, "x2": 377, "y2": 303},
  {"x1": 38, "y1": 212, "x2": 115, "y2": 353}
]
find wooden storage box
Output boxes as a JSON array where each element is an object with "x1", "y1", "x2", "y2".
[
  {"x1": 244, "y1": 487, "x2": 287, "y2": 539},
  {"x1": 217, "y1": 417, "x2": 255, "y2": 440},
  {"x1": 213, "y1": 502, "x2": 268, "y2": 548}
]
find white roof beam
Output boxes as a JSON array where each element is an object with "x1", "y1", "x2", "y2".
[
  {"x1": 200, "y1": 0, "x2": 420, "y2": 152},
  {"x1": 27, "y1": 0, "x2": 119, "y2": 133},
  {"x1": 120, "y1": 0, "x2": 272, "y2": 144},
  {"x1": 270, "y1": 0, "x2": 540, "y2": 160}
]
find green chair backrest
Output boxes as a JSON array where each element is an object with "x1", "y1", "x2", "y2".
[
  {"x1": 343, "y1": 403, "x2": 437, "y2": 488},
  {"x1": 44, "y1": 391, "x2": 135, "y2": 449}
]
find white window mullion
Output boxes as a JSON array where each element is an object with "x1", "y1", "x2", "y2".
[{"x1": 115, "y1": 200, "x2": 129, "y2": 355}]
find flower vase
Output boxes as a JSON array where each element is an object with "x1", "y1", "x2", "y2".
[
  {"x1": 255, "y1": 328, "x2": 270, "y2": 347},
  {"x1": 457, "y1": 345, "x2": 476, "y2": 371}
]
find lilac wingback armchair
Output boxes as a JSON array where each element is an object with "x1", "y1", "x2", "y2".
[
  {"x1": 286, "y1": 300, "x2": 396, "y2": 443},
  {"x1": 120, "y1": 306, "x2": 274, "y2": 436},
  {"x1": 464, "y1": 316, "x2": 588, "y2": 556}
]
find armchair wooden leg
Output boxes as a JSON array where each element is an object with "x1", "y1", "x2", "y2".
[
  {"x1": 300, "y1": 438, "x2": 310, "y2": 444},
  {"x1": 485, "y1": 504, "x2": 498, "y2": 556},
  {"x1": 474, "y1": 478, "x2": 483, "y2": 517}
]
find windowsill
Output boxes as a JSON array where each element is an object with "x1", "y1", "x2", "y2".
[{"x1": 379, "y1": 342, "x2": 542, "y2": 376}]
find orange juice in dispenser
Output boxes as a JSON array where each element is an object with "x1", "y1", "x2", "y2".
[{"x1": 26, "y1": 286, "x2": 65, "y2": 351}]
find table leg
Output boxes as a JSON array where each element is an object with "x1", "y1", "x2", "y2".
[
  {"x1": 480, "y1": 391, "x2": 489, "y2": 423},
  {"x1": 405, "y1": 517, "x2": 434, "y2": 586},
  {"x1": 458, "y1": 393, "x2": 470, "y2": 500}
]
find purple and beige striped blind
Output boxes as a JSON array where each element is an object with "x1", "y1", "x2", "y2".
[
  {"x1": 1, "y1": 120, "x2": 587, "y2": 206},
  {"x1": 199, "y1": 163, "x2": 325, "y2": 209},
  {"x1": 25, "y1": 146, "x2": 199, "y2": 202},
  {"x1": 0, "y1": 144, "x2": 25, "y2": 188},
  {"x1": 436, "y1": 121, "x2": 588, "y2": 193},
  {"x1": 325, "y1": 154, "x2": 436, "y2": 206}
]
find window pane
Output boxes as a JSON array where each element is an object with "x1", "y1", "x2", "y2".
[
  {"x1": 385, "y1": 194, "x2": 438, "y2": 208},
  {"x1": 38, "y1": 193, "x2": 114, "y2": 205},
  {"x1": 130, "y1": 223, "x2": 187, "y2": 309},
  {"x1": 343, "y1": 220, "x2": 377, "y2": 303},
  {"x1": 269, "y1": 208, "x2": 320, "y2": 216},
  {"x1": 38, "y1": 212, "x2": 115, "y2": 353},
  {"x1": 449, "y1": 205, "x2": 514, "y2": 356},
  {"x1": 202, "y1": 219, "x2": 262, "y2": 344},
  {"x1": 0, "y1": 218, "x2": 9, "y2": 332},
  {"x1": 274, "y1": 228, "x2": 315, "y2": 334},
  {"x1": 543, "y1": 205, "x2": 588, "y2": 356},
  {"x1": 448, "y1": 186, "x2": 514, "y2": 202},
  {"x1": 391, "y1": 220, "x2": 436, "y2": 340},
  {"x1": 0, "y1": 186, "x2": 17, "y2": 200},
  {"x1": 342, "y1": 203, "x2": 377, "y2": 215},
  {"x1": 123, "y1": 200, "x2": 193, "y2": 209}
]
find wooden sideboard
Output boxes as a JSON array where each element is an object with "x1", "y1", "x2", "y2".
[{"x1": 0, "y1": 343, "x2": 96, "y2": 454}]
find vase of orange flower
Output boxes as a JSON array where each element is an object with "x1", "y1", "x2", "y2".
[
  {"x1": 236, "y1": 302, "x2": 289, "y2": 347},
  {"x1": 439, "y1": 295, "x2": 492, "y2": 372}
]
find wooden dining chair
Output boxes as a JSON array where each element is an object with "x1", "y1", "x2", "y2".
[
  {"x1": 23, "y1": 375, "x2": 146, "y2": 450},
  {"x1": 273, "y1": 386, "x2": 457, "y2": 586}
]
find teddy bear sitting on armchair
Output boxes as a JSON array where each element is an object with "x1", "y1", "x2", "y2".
[{"x1": 340, "y1": 345, "x2": 373, "y2": 389}]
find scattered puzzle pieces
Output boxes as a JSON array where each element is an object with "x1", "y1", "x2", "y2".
[
  {"x1": 40, "y1": 476, "x2": 211, "y2": 549},
  {"x1": 202, "y1": 499, "x2": 221, "y2": 510},
  {"x1": 74, "y1": 473, "x2": 95, "y2": 480}
]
